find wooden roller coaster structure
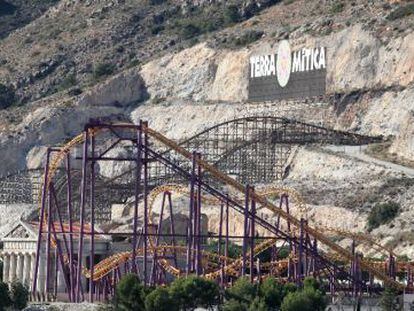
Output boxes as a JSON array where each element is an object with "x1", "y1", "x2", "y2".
[{"x1": 31, "y1": 120, "x2": 412, "y2": 304}]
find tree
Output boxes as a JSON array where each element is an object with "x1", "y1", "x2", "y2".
[
  {"x1": 0, "y1": 83, "x2": 16, "y2": 109},
  {"x1": 248, "y1": 297, "x2": 268, "y2": 311},
  {"x1": 282, "y1": 282, "x2": 297, "y2": 296},
  {"x1": 115, "y1": 274, "x2": 145, "y2": 311},
  {"x1": 281, "y1": 291, "x2": 312, "y2": 311},
  {"x1": 0, "y1": 281, "x2": 11, "y2": 311},
  {"x1": 380, "y1": 286, "x2": 399, "y2": 311},
  {"x1": 10, "y1": 281, "x2": 29, "y2": 310},
  {"x1": 280, "y1": 287, "x2": 326, "y2": 311},
  {"x1": 303, "y1": 277, "x2": 320, "y2": 291},
  {"x1": 222, "y1": 299, "x2": 248, "y2": 311},
  {"x1": 226, "y1": 276, "x2": 257, "y2": 304},
  {"x1": 145, "y1": 286, "x2": 177, "y2": 311},
  {"x1": 169, "y1": 275, "x2": 219, "y2": 310},
  {"x1": 259, "y1": 277, "x2": 284, "y2": 308}
]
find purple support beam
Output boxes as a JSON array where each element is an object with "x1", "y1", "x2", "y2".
[
  {"x1": 32, "y1": 148, "x2": 50, "y2": 297},
  {"x1": 66, "y1": 153, "x2": 75, "y2": 302},
  {"x1": 89, "y1": 134, "x2": 96, "y2": 302},
  {"x1": 76, "y1": 129, "x2": 89, "y2": 302},
  {"x1": 45, "y1": 189, "x2": 53, "y2": 300},
  {"x1": 143, "y1": 121, "x2": 149, "y2": 286},
  {"x1": 225, "y1": 195, "x2": 229, "y2": 267},
  {"x1": 195, "y1": 153, "x2": 202, "y2": 276},
  {"x1": 167, "y1": 192, "x2": 178, "y2": 267},
  {"x1": 150, "y1": 192, "x2": 166, "y2": 285},
  {"x1": 242, "y1": 185, "x2": 250, "y2": 277},
  {"x1": 249, "y1": 189, "x2": 256, "y2": 283},
  {"x1": 218, "y1": 202, "x2": 224, "y2": 257},
  {"x1": 186, "y1": 152, "x2": 197, "y2": 276},
  {"x1": 132, "y1": 125, "x2": 143, "y2": 273}
]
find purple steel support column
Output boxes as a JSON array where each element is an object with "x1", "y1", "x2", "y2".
[
  {"x1": 195, "y1": 153, "x2": 202, "y2": 276},
  {"x1": 218, "y1": 203, "x2": 224, "y2": 257},
  {"x1": 54, "y1": 248, "x2": 58, "y2": 298},
  {"x1": 186, "y1": 152, "x2": 197, "y2": 276},
  {"x1": 167, "y1": 193, "x2": 178, "y2": 267},
  {"x1": 225, "y1": 195, "x2": 229, "y2": 267},
  {"x1": 150, "y1": 192, "x2": 166, "y2": 285},
  {"x1": 45, "y1": 189, "x2": 53, "y2": 300},
  {"x1": 351, "y1": 239, "x2": 356, "y2": 297},
  {"x1": 297, "y1": 218, "x2": 304, "y2": 284},
  {"x1": 249, "y1": 189, "x2": 256, "y2": 283},
  {"x1": 143, "y1": 121, "x2": 149, "y2": 286},
  {"x1": 32, "y1": 148, "x2": 51, "y2": 296},
  {"x1": 76, "y1": 129, "x2": 89, "y2": 302},
  {"x1": 132, "y1": 124, "x2": 143, "y2": 273},
  {"x1": 242, "y1": 185, "x2": 250, "y2": 277},
  {"x1": 89, "y1": 134, "x2": 96, "y2": 302},
  {"x1": 66, "y1": 153, "x2": 75, "y2": 302}
]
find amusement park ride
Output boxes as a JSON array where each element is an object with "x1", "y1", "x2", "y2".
[{"x1": 31, "y1": 118, "x2": 413, "y2": 303}]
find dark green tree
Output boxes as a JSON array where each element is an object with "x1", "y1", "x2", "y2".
[
  {"x1": 226, "y1": 276, "x2": 257, "y2": 304},
  {"x1": 169, "y1": 275, "x2": 219, "y2": 310},
  {"x1": 222, "y1": 299, "x2": 248, "y2": 311},
  {"x1": 115, "y1": 274, "x2": 145, "y2": 311},
  {"x1": 380, "y1": 286, "x2": 399, "y2": 311},
  {"x1": 10, "y1": 281, "x2": 28, "y2": 310},
  {"x1": 259, "y1": 276, "x2": 284, "y2": 308},
  {"x1": 280, "y1": 291, "x2": 312, "y2": 311},
  {"x1": 0, "y1": 281, "x2": 11, "y2": 311},
  {"x1": 248, "y1": 297, "x2": 268, "y2": 311},
  {"x1": 145, "y1": 286, "x2": 177, "y2": 311}
]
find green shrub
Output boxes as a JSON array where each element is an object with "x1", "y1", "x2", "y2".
[
  {"x1": 281, "y1": 291, "x2": 312, "y2": 311},
  {"x1": 283, "y1": 282, "x2": 298, "y2": 296},
  {"x1": 145, "y1": 287, "x2": 177, "y2": 311},
  {"x1": 169, "y1": 275, "x2": 219, "y2": 310},
  {"x1": 0, "y1": 83, "x2": 16, "y2": 109},
  {"x1": 367, "y1": 201, "x2": 400, "y2": 230},
  {"x1": 205, "y1": 239, "x2": 243, "y2": 259},
  {"x1": 227, "y1": 30, "x2": 264, "y2": 48},
  {"x1": 330, "y1": 2, "x2": 345, "y2": 14},
  {"x1": 115, "y1": 274, "x2": 145, "y2": 311},
  {"x1": 387, "y1": 4, "x2": 414, "y2": 21},
  {"x1": 248, "y1": 297, "x2": 268, "y2": 311},
  {"x1": 0, "y1": 281, "x2": 11, "y2": 311},
  {"x1": 10, "y1": 281, "x2": 29, "y2": 310},
  {"x1": 93, "y1": 62, "x2": 115, "y2": 80},
  {"x1": 303, "y1": 277, "x2": 320, "y2": 291},
  {"x1": 259, "y1": 277, "x2": 284, "y2": 308},
  {"x1": 380, "y1": 286, "x2": 399, "y2": 310},
  {"x1": 222, "y1": 298, "x2": 247, "y2": 311},
  {"x1": 223, "y1": 5, "x2": 240, "y2": 24},
  {"x1": 58, "y1": 73, "x2": 77, "y2": 91},
  {"x1": 226, "y1": 276, "x2": 257, "y2": 304}
]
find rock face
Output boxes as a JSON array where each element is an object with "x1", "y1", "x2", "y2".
[{"x1": 77, "y1": 68, "x2": 148, "y2": 107}]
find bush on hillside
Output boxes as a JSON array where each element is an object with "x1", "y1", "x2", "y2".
[
  {"x1": 387, "y1": 3, "x2": 414, "y2": 21},
  {"x1": 10, "y1": 281, "x2": 29, "y2": 310},
  {"x1": 226, "y1": 30, "x2": 264, "y2": 49},
  {"x1": 0, "y1": 83, "x2": 16, "y2": 109},
  {"x1": 93, "y1": 62, "x2": 115, "y2": 80},
  {"x1": 367, "y1": 201, "x2": 400, "y2": 231},
  {"x1": 223, "y1": 5, "x2": 240, "y2": 24}
]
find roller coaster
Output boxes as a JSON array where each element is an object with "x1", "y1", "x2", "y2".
[{"x1": 30, "y1": 119, "x2": 412, "y2": 304}]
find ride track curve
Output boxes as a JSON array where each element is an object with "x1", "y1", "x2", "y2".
[{"x1": 33, "y1": 120, "x2": 406, "y2": 303}]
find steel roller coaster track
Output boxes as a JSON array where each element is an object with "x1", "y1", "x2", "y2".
[{"x1": 30, "y1": 120, "x2": 411, "y2": 304}]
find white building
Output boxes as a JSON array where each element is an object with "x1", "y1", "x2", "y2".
[{"x1": 1, "y1": 221, "x2": 111, "y2": 300}]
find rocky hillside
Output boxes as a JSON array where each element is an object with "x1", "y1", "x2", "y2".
[{"x1": 0, "y1": 0, "x2": 414, "y2": 256}]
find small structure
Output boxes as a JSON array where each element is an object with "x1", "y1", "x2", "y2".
[{"x1": 1, "y1": 221, "x2": 110, "y2": 300}]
